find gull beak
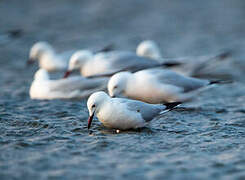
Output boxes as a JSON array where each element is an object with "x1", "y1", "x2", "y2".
[
  {"x1": 26, "y1": 58, "x2": 35, "y2": 66},
  {"x1": 87, "y1": 111, "x2": 95, "y2": 129},
  {"x1": 63, "y1": 70, "x2": 71, "y2": 78}
]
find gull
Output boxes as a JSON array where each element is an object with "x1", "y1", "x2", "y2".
[
  {"x1": 28, "y1": 42, "x2": 114, "y2": 72},
  {"x1": 136, "y1": 40, "x2": 232, "y2": 78},
  {"x1": 87, "y1": 91, "x2": 181, "y2": 130},
  {"x1": 136, "y1": 40, "x2": 163, "y2": 60},
  {"x1": 27, "y1": 41, "x2": 75, "y2": 72},
  {"x1": 108, "y1": 68, "x2": 227, "y2": 104},
  {"x1": 29, "y1": 69, "x2": 108, "y2": 100},
  {"x1": 64, "y1": 48, "x2": 179, "y2": 78}
]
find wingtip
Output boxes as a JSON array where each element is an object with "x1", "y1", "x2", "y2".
[
  {"x1": 164, "y1": 102, "x2": 181, "y2": 110},
  {"x1": 216, "y1": 50, "x2": 233, "y2": 60},
  {"x1": 209, "y1": 79, "x2": 233, "y2": 85},
  {"x1": 95, "y1": 43, "x2": 115, "y2": 53},
  {"x1": 161, "y1": 61, "x2": 182, "y2": 67}
]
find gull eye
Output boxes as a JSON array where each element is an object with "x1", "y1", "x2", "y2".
[
  {"x1": 92, "y1": 104, "x2": 96, "y2": 108},
  {"x1": 114, "y1": 86, "x2": 118, "y2": 89}
]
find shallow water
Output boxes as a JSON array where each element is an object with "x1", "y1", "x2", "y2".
[{"x1": 0, "y1": 0, "x2": 245, "y2": 179}]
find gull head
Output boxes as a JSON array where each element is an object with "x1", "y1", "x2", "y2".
[
  {"x1": 108, "y1": 72, "x2": 132, "y2": 98},
  {"x1": 87, "y1": 91, "x2": 109, "y2": 129},
  {"x1": 64, "y1": 50, "x2": 93, "y2": 78},
  {"x1": 136, "y1": 40, "x2": 162, "y2": 60},
  {"x1": 28, "y1": 41, "x2": 54, "y2": 64},
  {"x1": 34, "y1": 69, "x2": 50, "y2": 81}
]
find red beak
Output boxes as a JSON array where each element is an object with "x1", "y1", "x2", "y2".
[
  {"x1": 88, "y1": 112, "x2": 95, "y2": 129},
  {"x1": 63, "y1": 71, "x2": 71, "y2": 78}
]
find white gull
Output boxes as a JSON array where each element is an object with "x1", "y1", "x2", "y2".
[
  {"x1": 87, "y1": 91, "x2": 180, "y2": 130},
  {"x1": 28, "y1": 42, "x2": 113, "y2": 72},
  {"x1": 29, "y1": 69, "x2": 108, "y2": 100},
  {"x1": 136, "y1": 40, "x2": 163, "y2": 60},
  {"x1": 136, "y1": 40, "x2": 232, "y2": 78},
  {"x1": 107, "y1": 68, "x2": 225, "y2": 103},
  {"x1": 28, "y1": 41, "x2": 75, "y2": 72},
  {"x1": 64, "y1": 48, "x2": 178, "y2": 78}
]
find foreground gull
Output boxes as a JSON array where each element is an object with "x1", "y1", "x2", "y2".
[
  {"x1": 87, "y1": 91, "x2": 181, "y2": 130},
  {"x1": 29, "y1": 69, "x2": 108, "y2": 100},
  {"x1": 64, "y1": 48, "x2": 179, "y2": 78},
  {"x1": 108, "y1": 68, "x2": 226, "y2": 103},
  {"x1": 136, "y1": 40, "x2": 232, "y2": 78},
  {"x1": 27, "y1": 41, "x2": 75, "y2": 72}
]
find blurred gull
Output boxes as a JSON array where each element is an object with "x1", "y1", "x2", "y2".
[
  {"x1": 87, "y1": 91, "x2": 180, "y2": 130},
  {"x1": 137, "y1": 40, "x2": 232, "y2": 78},
  {"x1": 27, "y1": 41, "x2": 75, "y2": 72},
  {"x1": 64, "y1": 48, "x2": 179, "y2": 78},
  {"x1": 30, "y1": 69, "x2": 108, "y2": 100},
  {"x1": 136, "y1": 40, "x2": 163, "y2": 60},
  {"x1": 108, "y1": 68, "x2": 227, "y2": 103},
  {"x1": 28, "y1": 42, "x2": 114, "y2": 72}
]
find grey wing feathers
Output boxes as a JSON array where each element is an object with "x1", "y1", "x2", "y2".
[
  {"x1": 118, "y1": 99, "x2": 163, "y2": 122},
  {"x1": 145, "y1": 68, "x2": 209, "y2": 92},
  {"x1": 49, "y1": 76, "x2": 108, "y2": 92},
  {"x1": 86, "y1": 52, "x2": 161, "y2": 78},
  {"x1": 109, "y1": 52, "x2": 160, "y2": 72}
]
